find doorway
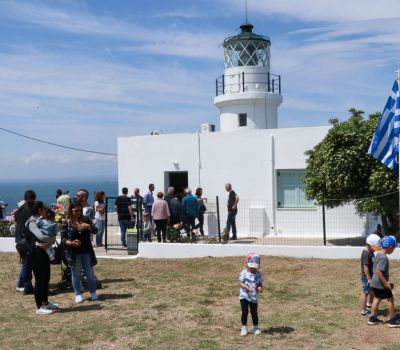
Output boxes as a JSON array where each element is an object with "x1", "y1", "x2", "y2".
[{"x1": 165, "y1": 171, "x2": 188, "y2": 198}]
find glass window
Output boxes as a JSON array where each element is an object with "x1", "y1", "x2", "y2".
[
  {"x1": 238, "y1": 113, "x2": 247, "y2": 127},
  {"x1": 277, "y1": 170, "x2": 314, "y2": 208}
]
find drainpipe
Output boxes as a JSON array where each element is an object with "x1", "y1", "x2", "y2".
[
  {"x1": 270, "y1": 134, "x2": 277, "y2": 235},
  {"x1": 197, "y1": 131, "x2": 201, "y2": 187}
]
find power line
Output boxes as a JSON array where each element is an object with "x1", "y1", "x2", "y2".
[
  {"x1": 0, "y1": 127, "x2": 117, "y2": 156},
  {"x1": 325, "y1": 190, "x2": 398, "y2": 202}
]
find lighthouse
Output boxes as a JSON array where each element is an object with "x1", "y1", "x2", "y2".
[{"x1": 214, "y1": 23, "x2": 283, "y2": 131}]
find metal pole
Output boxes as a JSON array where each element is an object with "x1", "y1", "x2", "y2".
[
  {"x1": 215, "y1": 78, "x2": 218, "y2": 96},
  {"x1": 279, "y1": 75, "x2": 281, "y2": 95},
  {"x1": 267, "y1": 72, "x2": 270, "y2": 92},
  {"x1": 242, "y1": 71, "x2": 245, "y2": 92},
  {"x1": 222, "y1": 74, "x2": 225, "y2": 94},
  {"x1": 216, "y1": 196, "x2": 221, "y2": 243},
  {"x1": 322, "y1": 197, "x2": 327, "y2": 246},
  {"x1": 105, "y1": 196, "x2": 108, "y2": 250}
]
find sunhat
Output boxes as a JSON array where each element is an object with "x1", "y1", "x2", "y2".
[
  {"x1": 246, "y1": 253, "x2": 260, "y2": 269},
  {"x1": 381, "y1": 235, "x2": 397, "y2": 248},
  {"x1": 366, "y1": 234, "x2": 381, "y2": 247}
]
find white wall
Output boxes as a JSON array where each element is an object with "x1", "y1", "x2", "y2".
[{"x1": 118, "y1": 126, "x2": 369, "y2": 238}]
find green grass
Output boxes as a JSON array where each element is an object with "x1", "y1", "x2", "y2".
[{"x1": 1, "y1": 253, "x2": 400, "y2": 349}]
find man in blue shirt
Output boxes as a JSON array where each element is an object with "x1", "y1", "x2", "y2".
[
  {"x1": 182, "y1": 188, "x2": 199, "y2": 237},
  {"x1": 143, "y1": 183, "x2": 155, "y2": 222}
]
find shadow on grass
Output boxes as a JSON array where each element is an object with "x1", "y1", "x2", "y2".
[
  {"x1": 60, "y1": 304, "x2": 103, "y2": 313},
  {"x1": 98, "y1": 293, "x2": 133, "y2": 301},
  {"x1": 100, "y1": 278, "x2": 135, "y2": 284},
  {"x1": 264, "y1": 326, "x2": 295, "y2": 335}
]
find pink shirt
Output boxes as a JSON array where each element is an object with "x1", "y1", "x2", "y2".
[{"x1": 152, "y1": 199, "x2": 170, "y2": 220}]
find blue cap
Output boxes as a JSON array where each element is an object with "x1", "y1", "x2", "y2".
[{"x1": 381, "y1": 235, "x2": 397, "y2": 248}]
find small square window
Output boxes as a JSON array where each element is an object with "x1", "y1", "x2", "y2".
[{"x1": 238, "y1": 113, "x2": 247, "y2": 127}]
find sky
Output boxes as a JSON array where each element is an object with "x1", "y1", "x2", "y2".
[{"x1": 1, "y1": 0, "x2": 400, "y2": 181}]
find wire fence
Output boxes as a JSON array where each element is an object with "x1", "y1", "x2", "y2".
[{"x1": 104, "y1": 196, "x2": 382, "y2": 249}]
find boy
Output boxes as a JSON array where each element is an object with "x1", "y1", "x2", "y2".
[
  {"x1": 368, "y1": 235, "x2": 399, "y2": 327},
  {"x1": 143, "y1": 212, "x2": 154, "y2": 242},
  {"x1": 360, "y1": 234, "x2": 381, "y2": 316},
  {"x1": 36, "y1": 208, "x2": 58, "y2": 261}
]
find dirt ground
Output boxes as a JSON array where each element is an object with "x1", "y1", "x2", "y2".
[{"x1": 1, "y1": 252, "x2": 400, "y2": 350}]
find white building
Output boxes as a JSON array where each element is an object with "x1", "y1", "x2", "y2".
[{"x1": 118, "y1": 23, "x2": 376, "y2": 240}]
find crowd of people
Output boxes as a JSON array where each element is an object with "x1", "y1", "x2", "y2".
[
  {"x1": 114, "y1": 183, "x2": 239, "y2": 244},
  {"x1": 14, "y1": 189, "x2": 99, "y2": 315}
]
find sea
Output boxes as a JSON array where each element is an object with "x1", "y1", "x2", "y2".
[{"x1": 0, "y1": 180, "x2": 118, "y2": 213}]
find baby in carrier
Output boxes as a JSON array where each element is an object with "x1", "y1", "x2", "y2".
[{"x1": 36, "y1": 208, "x2": 58, "y2": 261}]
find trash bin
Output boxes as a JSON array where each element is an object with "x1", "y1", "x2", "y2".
[{"x1": 126, "y1": 228, "x2": 138, "y2": 255}]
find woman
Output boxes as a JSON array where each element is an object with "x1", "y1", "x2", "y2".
[
  {"x1": 195, "y1": 188, "x2": 207, "y2": 236},
  {"x1": 94, "y1": 191, "x2": 106, "y2": 247},
  {"x1": 26, "y1": 201, "x2": 59, "y2": 315},
  {"x1": 152, "y1": 192, "x2": 170, "y2": 243},
  {"x1": 61, "y1": 203, "x2": 98, "y2": 303}
]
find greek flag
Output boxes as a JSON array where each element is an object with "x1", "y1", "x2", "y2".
[{"x1": 368, "y1": 80, "x2": 400, "y2": 170}]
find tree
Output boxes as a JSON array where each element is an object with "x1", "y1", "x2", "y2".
[{"x1": 303, "y1": 108, "x2": 399, "y2": 234}]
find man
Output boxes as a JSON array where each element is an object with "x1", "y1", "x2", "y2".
[
  {"x1": 169, "y1": 195, "x2": 183, "y2": 225},
  {"x1": 143, "y1": 184, "x2": 155, "y2": 220},
  {"x1": 0, "y1": 200, "x2": 7, "y2": 220},
  {"x1": 225, "y1": 183, "x2": 239, "y2": 240},
  {"x1": 164, "y1": 187, "x2": 174, "y2": 207},
  {"x1": 132, "y1": 187, "x2": 143, "y2": 230},
  {"x1": 182, "y1": 188, "x2": 199, "y2": 236},
  {"x1": 115, "y1": 187, "x2": 133, "y2": 247},
  {"x1": 15, "y1": 190, "x2": 36, "y2": 294},
  {"x1": 76, "y1": 189, "x2": 95, "y2": 223}
]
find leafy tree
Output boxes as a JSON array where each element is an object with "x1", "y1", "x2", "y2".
[{"x1": 304, "y1": 108, "x2": 399, "y2": 234}]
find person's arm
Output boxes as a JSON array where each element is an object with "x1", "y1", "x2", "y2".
[
  {"x1": 363, "y1": 264, "x2": 372, "y2": 283},
  {"x1": 232, "y1": 195, "x2": 239, "y2": 210},
  {"x1": 27, "y1": 220, "x2": 54, "y2": 243},
  {"x1": 376, "y1": 269, "x2": 392, "y2": 289},
  {"x1": 239, "y1": 281, "x2": 253, "y2": 292}
]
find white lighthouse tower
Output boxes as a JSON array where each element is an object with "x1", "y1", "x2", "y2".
[{"x1": 214, "y1": 23, "x2": 283, "y2": 131}]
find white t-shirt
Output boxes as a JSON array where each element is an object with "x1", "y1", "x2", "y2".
[{"x1": 95, "y1": 201, "x2": 105, "y2": 221}]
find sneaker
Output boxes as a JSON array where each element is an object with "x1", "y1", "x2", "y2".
[
  {"x1": 90, "y1": 292, "x2": 98, "y2": 301},
  {"x1": 368, "y1": 315, "x2": 384, "y2": 325},
  {"x1": 254, "y1": 327, "x2": 261, "y2": 335},
  {"x1": 16, "y1": 287, "x2": 25, "y2": 292},
  {"x1": 75, "y1": 294, "x2": 83, "y2": 303},
  {"x1": 366, "y1": 304, "x2": 372, "y2": 310},
  {"x1": 43, "y1": 302, "x2": 59, "y2": 310},
  {"x1": 23, "y1": 287, "x2": 34, "y2": 295},
  {"x1": 392, "y1": 312, "x2": 400, "y2": 321},
  {"x1": 389, "y1": 318, "x2": 400, "y2": 328},
  {"x1": 240, "y1": 326, "x2": 248, "y2": 336},
  {"x1": 36, "y1": 307, "x2": 53, "y2": 315},
  {"x1": 361, "y1": 310, "x2": 371, "y2": 316}
]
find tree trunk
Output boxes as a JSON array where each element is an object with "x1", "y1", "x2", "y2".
[{"x1": 381, "y1": 214, "x2": 400, "y2": 238}]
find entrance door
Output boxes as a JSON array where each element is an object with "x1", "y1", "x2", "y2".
[{"x1": 165, "y1": 171, "x2": 188, "y2": 198}]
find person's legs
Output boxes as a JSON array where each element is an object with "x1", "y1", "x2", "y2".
[
  {"x1": 95, "y1": 219, "x2": 105, "y2": 246},
  {"x1": 31, "y1": 250, "x2": 43, "y2": 308},
  {"x1": 240, "y1": 299, "x2": 249, "y2": 325},
  {"x1": 71, "y1": 255, "x2": 83, "y2": 296},
  {"x1": 226, "y1": 212, "x2": 232, "y2": 234},
  {"x1": 119, "y1": 220, "x2": 128, "y2": 246},
  {"x1": 231, "y1": 212, "x2": 237, "y2": 239},
  {"x1": 154, "y1": 220, "x2": 162, "y2": 242},
  {"x1": 81, "y1": 253, "x2": 96, "y2": 294},
  {"x1": 32, "y1": 248, "x2": 50, "y2": 308},
  {"x1": 160, "y1": 220, "x2": 167, "y2": 242},
  {"x1": 18, "y1": 256, "x2": 33, "y2": 292},
  {"x1": 198, "y1": 213, "x2": 204, "y2": 235},
  {"x1": 249, "y1": 302, "x2": 259, "y2": 326},
  {"x1": 387, "y1": 297, "x2": 395, "y2": 319}
]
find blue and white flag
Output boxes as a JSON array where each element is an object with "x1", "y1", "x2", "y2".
[{"x1": 368, "y1": 80, "x2": 400, "y2": 170}]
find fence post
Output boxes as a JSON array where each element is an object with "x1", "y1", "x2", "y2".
[
  {"x1": 137, "y1": 197, "x2": 143, "y2": 243},
  {"x1": 216, "y1": 195, "x2": 221, "y2": 243},
  {"x1": 242, "y1": 71, "x2": 245, "y2": 92},
  {"x1": 105, "y1": 196, "x2": 108, "y2": 250},
  {"x1": 322, "y1": 197, "x2": 327, "y2": 246}
]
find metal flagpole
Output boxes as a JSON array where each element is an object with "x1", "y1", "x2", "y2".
[{"x1": 396, "y1": 68, "x2": 400, "y2": 229}]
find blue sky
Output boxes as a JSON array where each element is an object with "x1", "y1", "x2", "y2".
[{"x1": 1, "y1": 0, "x2": 400, "y2": 181}]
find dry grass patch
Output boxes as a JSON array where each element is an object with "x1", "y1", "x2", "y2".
[{"x1": 1, "y1": 253, "x2": 400, "y2": 349}]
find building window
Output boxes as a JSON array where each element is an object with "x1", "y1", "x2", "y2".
[
  {"x1": 238, "y1": 113, "x2": 247, "y2": 127},
  {"x1": 277, "y1": 170, "x2": 315, "y2": 208}
]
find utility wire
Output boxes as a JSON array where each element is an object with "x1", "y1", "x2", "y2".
[
  {"x1": 324, "y1": 190, "x2": 399, "y2": 202},
  {"x1": 0, "y1": 127, "x2": 117, "y2": 156}
]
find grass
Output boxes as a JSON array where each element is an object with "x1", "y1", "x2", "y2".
[{"x1": 1, "y1": 253, "x2": 400, "y2": 349}]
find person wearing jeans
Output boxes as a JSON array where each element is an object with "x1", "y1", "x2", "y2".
[
  {"x1": 61, "y1": 203, "x2": 98, "y2": 303},
  {"x1": 94, "y1": 191, "x2": 106, "y2": 247},
  {"x1": 225, "y1": 183, "x2": 239, "y2": 240},
  {"x1": 115, "y1": 187, "x2": 133, "y2": 247}
]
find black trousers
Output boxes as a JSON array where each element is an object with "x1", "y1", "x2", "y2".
[
  {"x1": 32, "y1": 247, "x2": 50, "y2": 308},
  {"x1": 195, "y1": 212, "x2": 205, "y2": 235},
  {"x1": 240, "y1": 299, "x2": 258, "y2": 326},
  {"x1": 154, "y1": 219, "x2": 167, "y2": 242}
]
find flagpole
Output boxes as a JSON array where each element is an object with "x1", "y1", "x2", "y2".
[{"x1": 397, "y1": 68, "x2": 400, "y2": 231}]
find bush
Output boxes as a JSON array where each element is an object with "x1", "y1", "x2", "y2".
[{"x1": 0, "y1": 221, "x2": 13, "y2": 237}]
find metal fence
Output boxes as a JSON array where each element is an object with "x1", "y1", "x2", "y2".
[{"x1": 104, "y1": 196, "x2": 378, "y2": 248}]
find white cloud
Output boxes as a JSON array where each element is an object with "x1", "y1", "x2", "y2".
[
  {"x1": 85, "y1": 154, "x2": 117, "y2": 162},
  {"x1": 22, "y1": 152, "x2": 71, "y2": 164},
  {"x1": 0, "y1": 1, "x2": 223, "y2": 60},
  {"x1": 225, "y1": 0, "x2": 400, "y2": 22}
]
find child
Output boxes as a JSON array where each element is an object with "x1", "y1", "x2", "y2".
[
  {"x1": 143, "y1": 212, "x2": 154, "y2": 242},
  {"x1": 36, "y1": 208, "x2": 58, "y2": 261},
  {"x1": 360, "y1": 234, "x2": 381, "y2": 316},
  {"x1": 368, "y1": 235, "x2": 399, "y2": 327},
  {"x1": 239, "y1": 253, "x2": 263, "y2": 336}
]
